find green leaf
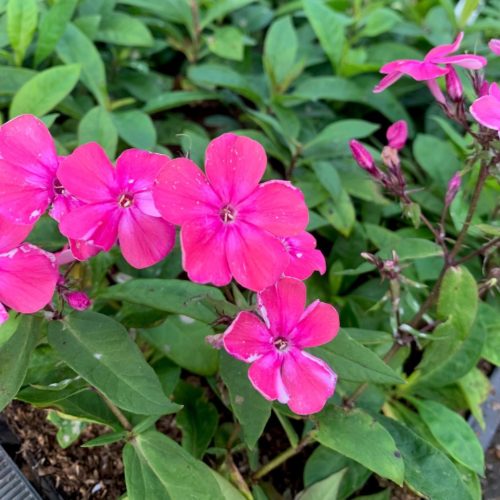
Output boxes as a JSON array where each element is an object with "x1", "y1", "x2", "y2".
[
  {"x1": 458, "y1": 367, "x2": 491, "y2": 430},
  {"x1": 82, "y1": 430, "x2": 128, "y2": 447},
  {"x1": 7, "y1": 0, "x2": 38, "y2": 65},
  {"x1": 317, "y1": 189, "x2": 356, "y2": 237},
  {"x1": 9, "y1": 64, "x2": 80, "y2": 118},
  {"x1": 34, "y1": 0, "x2": 78, "y2": 66},
  {"x1": 378, "y1": 238, "x2": 444, "y2": 261},
  {"x1": 143, "y1": 90, "x2": 218, "y2": 114},
  {"x1": 311, "y1": 330, "x2": 405, "y2": 384},
  {"x1": 0, "y1": 65, "x2": 35, "y2": 95},
  {"x1": 303, "y1": 0, "x2": 346, "y2": 70},
  {"x1": 0, "y1": 315, "x2": 40, "y2": 411},
  {"x1": 316, "y1": 406, "x2": 404, "y2": 485},
  {"x1": 219, "y1": 352, "x2": 271, "y2": 449},
  {"x1": 263, "y1": 15, "x2": 300, "y2": 91},
  {"x1": 312, "y1": 162, "x2": 342, "y2": 199},
  {"x1": 207, "y1": 26, "x2": 244, "y2": 61},
  {"x1": 413, "y1": 399, "x2": 484, "y2": 475},
  {"x1": 112, "y1": 110, "x2": 156, "y2": 150},
  {"x1": 298, "y1": 469, "x2": 346, "y2": 499},
  {"x1": 378, "y1": 416, "x2": 473, "y2": 500},
  {"x1": 101, "y1": 279, "x2": 235, "y2": 323},
  {"x1": 201, "y1": 0, "x2": 256, "y2": 29},
  {"x1": 0, "y1": 312, "x2": 21, "y2": 347},
  {"x1": 142, "y1": 316, "x2": 219, "y2": 376},
  {"x1": 78, "y1": 106, "x2": 118, "y2": 158},
  {"x1": 48, "y1": 312, "x2": 180, "y2": 415},
  {"x1": 95, "y1": 12, "x2": 153, "y2": 47},
  {"x1": 359, "y1": 8, "x2": 401, "y2": 37},
  {"x1": 57, "y1": 23, "x2": 108, "y2": 106},
  {"x1": 123, "y1": 430, "x2": 222, "y2": 499},
  {"x1": 174, "y1": 382, "x2": 218, "y2": 458},
  {"x1": 479, "y1": 301, "x2": 500, "y2": 365}
]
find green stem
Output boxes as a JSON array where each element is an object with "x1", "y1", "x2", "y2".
[{"x1": 96, "y1": 389, "x2": 132, "y2": 431}]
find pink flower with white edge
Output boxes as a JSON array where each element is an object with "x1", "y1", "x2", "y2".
[
  {"x1": 374, "y1": 32, "x2": 487, "y2": 93},
  {"x1": 489, "y1": 39, "x2": 500, "y2": 55},
  {"x1": 223, "y1": 277, "x2": 339, "y2": 415},
  {"x1": 153, "y1": 133, "x2": 308, "y2": 292},
  {"x1": 470, "y1": 82, "x2": 500, "y2": 137},
  {"x1": 58, "y1": 143, "x2": 176, "y2": 269},
  {"x1": 282, "y1": 232, "x2": 326, "y2": 280},
  {"x1": 0, "y1": 115, "x2": 59, "y2": 224},
  {"x1": 0, "y1": 214, "x2": 58, "y2": 322}
]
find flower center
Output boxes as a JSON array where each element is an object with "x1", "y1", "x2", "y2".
[
  {"x1": 53, "y1": 178, "x2": 65, "y2": 195},
  {"x1": 273, "y1": 337, "x2": 289, "y2": 352},
  {"x1": 220, "y1": 205, "x2": 236, "y2": 224},
  {"x1": 118, "y1": 193, "x2": 134, "y2": 208}
]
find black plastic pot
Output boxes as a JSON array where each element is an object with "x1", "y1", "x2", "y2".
[{"x1": 0, "y1": 444, "x2": 41, "y2": 499}]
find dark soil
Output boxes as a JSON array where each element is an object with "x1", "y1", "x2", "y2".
[{"x1": 484, "y1": 425, "x2": 500, "y2": 500}]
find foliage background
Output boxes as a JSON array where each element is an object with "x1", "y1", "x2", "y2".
[{"x1": 0, "y1": 0, "x2": 499, "y2": 499}]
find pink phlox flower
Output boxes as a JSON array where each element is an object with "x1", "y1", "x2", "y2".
[
  {"x1": 282, "y1": 232, "x2": 326, "y2": 280},
  {"x1": 0, "y1": 115, "x2": 60, "y2": 224},
  {"x1": 489, "y1": 39, "x2": 500, "y2": 55},
  {"x1": 223, "y1": 277, "x2": 339, "y2": 415},
  {"x1": 470, "y1": 82, "x2": 500, "y2": 137},
  {"x1": 57, "y1": 143, "x2": 176, "y2": 269},
  {"x1": 0, "y1": 214, "x2": 58, "y2": 321},
  {"x1": 374, "y1": 32, "x2": 487, "y2": 93},
  {"x1": 153, "y1": 133, "x2": 309, "y2": 292}
]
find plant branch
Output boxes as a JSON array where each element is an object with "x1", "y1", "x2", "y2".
[
  {"x1": 252, "y1": 434, "x2": 314, "y2": 481},
  {"x1": 454, "y1": 237, "x2": 500, "y2": 265},
  {"x1": 95, "y1": 390, "x2": 132, "y2": 431}
]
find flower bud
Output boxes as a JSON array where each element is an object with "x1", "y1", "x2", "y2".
[
  {"x1": 64, "y1": 291, "x2": 91, "y2": 311},
  {"x1": 349, "y1": 140, "x2": 383, "y2": 180},
  {"x1": 445, "y1": 67, "x2": 463, "y2": 102},
  {"x1": 479, "y1": 80, "x2": 490, "y2": 97},
  {"x1": 445, "y1": 172, "x2": 461, "y2": 206},
  {"x1": 386, "y1": 120, "x2": 408, "y2": 150},
  {"x1": 489, "y1": 39, "x2": 500, "y2": 55}
]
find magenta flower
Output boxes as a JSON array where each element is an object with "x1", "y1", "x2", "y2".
[
  {"x1": 0, "y1": 215, "x2": 58, "y2": 321},
  {"x1": 0, "y1": 115, "x2": 59, "y2": 224},
  {"x1": 224, "y1": 277, "x2": 339, "y2": 415},
  {"x1": 57, "y1": 143, "x2": 175, "y2": 269},
  {"x1": 489, "y1": 39, "x2": 500, "y2": 55},
  {"x1": 470, "y1": 82, "x2": 500, "y2": 136},
  {"x1": 374, "y1": 32, "x2": 487, "y2": 93},
  {"x1": 153, "y1": 133, "x2": 308, "y2": 292},
  {"x1": 386, "y1": 120, "x2": 408, "y2": 150},
  {"x1": 64, "y1": 291, "x2": 92, "y2": 311},
  {"x1": 282, "y1": 232, "x2": 326, "y2": 280}
]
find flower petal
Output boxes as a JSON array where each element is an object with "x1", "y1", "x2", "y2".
[
  {"x1": 290, "y1": 300, "x2": 339, "y2": 348},
  {"x1": 238, "y1": 180, "x2": 308, "y2": 237},
  {"x1": 223, "y1": 311, "x2": 272, "y2": 362},
  {"x1": 431, "y1": 54, "x2": 487, "y2": 70},
  {"x1": 470, "y1": 95, "x2": 500, "y2": 130},
  {"x1": 248, "y1": 352, "x2": 289, "y2": 403},
  {"x1": 490, "y1": 82, "x2": 500, "y2": 100},
  {"x1": 257, "y1": 277, "x2": 306, "y2": 336},
  {"x1": 118, "y1": 209, "x2": 175, "y2": 269},
  {"x1": 226, "y1": 223, "x2": 288, "y2": 292},
  {"x1": 373, "y1": 72, "x2": 404, "y2": 93},
  {"x1": 489, "y1": 39, "x2": 500, "y2": 55},
  {"x1": 0, "y1": 244, "x2": 58, "y2": 313},
  {"x1": 205, "y1": 133, "x2": 267, "y2": 204},
  {"x1": 181, "y1": 218, "x2": 231, "y2": 287},
  {"x1": 57, "y1": 143, "x2": 116, "y2": 202},
  {"x1": 283, "y1": 232, "x2": 326, "y2": 280},
  {"x1": 425, "y1": 32, "x2": 463, "y2": 60},
  {"x1": 59, "y1": 202, "x2": 120, "y2": 251},
  {"x1": 116, "y1": 149, "x2": 170, "y2": 193},
  {"x1": 153, "y1": 157, "x2": 220, "y2": 225},
  {"x1": 281, "y1": 349, "x2": 337, "y2": 415},
  {"x1": 0, "y1": 214, "x2": 33, "y2": 253},
  {"x1": 68, "y1": 239, "x2": 101, "y2": 261},
  {"x1": 398, "y1": 61, "x2": 449, "y2": 80}
]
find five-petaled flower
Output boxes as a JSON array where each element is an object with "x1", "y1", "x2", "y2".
[
  {"x1": 470, "y1": 82, "x2": 500, "y2": 137},
  {"x1": 153, "y1": 133, "x2": 309, "y2": 292},
  {"x1": 223, "y1": 277, "x2": 339, "y2": 415},
  {"x1": 57, "y1": 143, "x2": 176, "y2": 269},
  {"x1": 0, "y1": 214, "x2": 58, "y2": 323},
  {"x1": 374, "y1": 32, "x2": 487, "y2": 93}
]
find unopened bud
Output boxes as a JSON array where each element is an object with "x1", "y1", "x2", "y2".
[
  {"x1": 386, "y1": 121, "x2": 408, "y2": 150},
  {"x1": 445, "y1": 172, "x2": 461, "y2": 206},
  {"x1": 489, "y1": 39, "x2": 500, "y2": 55},
  {"x1": 479, "y1": 80, "x2": 490, "y2": 97},
  {"x1": 445, "y1": 68, "x2": 463, "y2": 102},
  {"x1": 349, "y1": 140, "x2": 383, "y2": 180},
  {"x1": 64, "y1": 291, "x2": 91, "y2": 311}
]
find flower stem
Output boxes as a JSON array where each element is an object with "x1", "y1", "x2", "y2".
[
  {"x1": 95, "y1": 389, "x2": 132, "y2": 431},
  {"x1": 252, "y1": 434, "x2": 314, "y2": 481}
]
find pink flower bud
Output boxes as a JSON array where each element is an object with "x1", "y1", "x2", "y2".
[
  {"x1": 489, "y1": 39, "x2": 500, "y2": 55},
  {"x1": 386, "y1": 120, "x2": 408, "y2": 150},
  {"x1": 479, "y1": 80, "x2": 490, "y2": 97},
  {"x1": 349, "y1": 140, "x2": 383, "y2": 180},
  {"x1": 64, "y1": 291, "x2": 91, "y2": 311},
  {"x1": 445, "y1": 67, "x2": 463, "y2": 102},
  {"x1": 445, "y1": 172, "x2": 461, "y2": 206}
]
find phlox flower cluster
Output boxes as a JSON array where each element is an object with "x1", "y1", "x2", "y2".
[{"x1": 0, "y1": 115, "x2": 338, "y2": 415}]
